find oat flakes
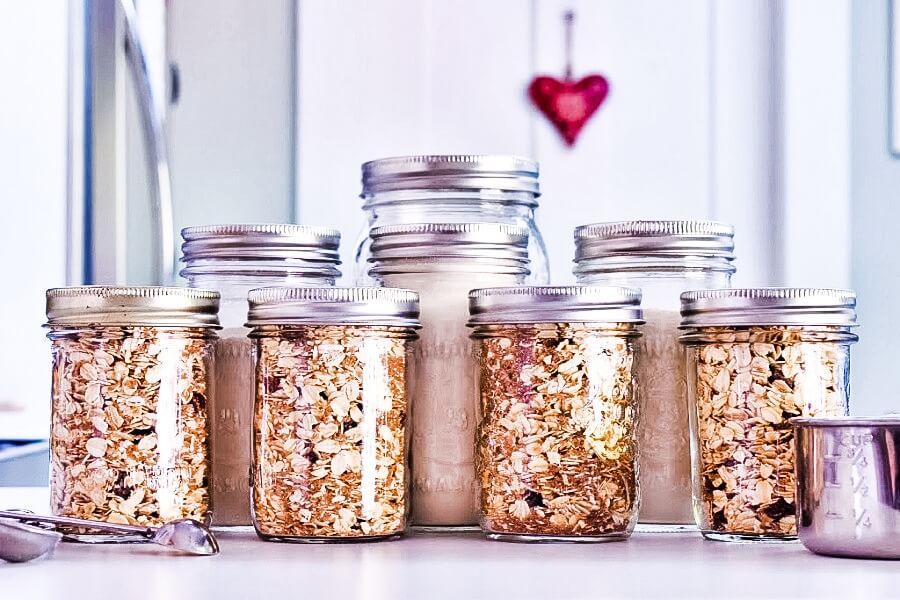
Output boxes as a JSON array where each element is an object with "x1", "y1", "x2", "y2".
[
  {"x1": 252, "y1": 325, "x2": 411, "y2": 539},
  {"x1": 49, "y1": 327, "x2": 212, "y2": 528},
  {"x1": 475, "y1": 323, "x2": 639, "y2": 538},
  {"x1": 686, "y1": 327, "x2": 850, "y2": 537}
]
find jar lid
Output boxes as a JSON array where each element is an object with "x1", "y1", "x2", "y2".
[
  {"x1": 180, "y1": 224, "x2": 341, "y2": 279},
  {"x1": 361, "y1": 155, "x2": 540, "y2": 196},
  {"x1": 467, "y1": 286, "x2": 643, "y2": 326},
  {"x1": 368, "y1": 223, "x2": 530, "y2": 275},
  {"x1": 246, "y1": 287, "x2": 421, "y2": 328},
  {"x1": 46, "y1": 286, "x2": 221, "y2": 328},
  {"x1": 679, "y1": 288, "x2": 857, "y2": 327},
  {"x1": 573, "y1": 220, "x2": 736, "y2": 274}
]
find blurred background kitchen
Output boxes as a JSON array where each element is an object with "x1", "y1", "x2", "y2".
[{"x1": 1, "y1": 0, "x2": 897, "y2": 479}]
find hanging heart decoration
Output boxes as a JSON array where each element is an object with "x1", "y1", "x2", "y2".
[
  {"x1": 528, "y1": 11, "x2": 610, "y2": 147},
  {"x1": 528, "y1": 74, "x2": 609, "y2": 146}
]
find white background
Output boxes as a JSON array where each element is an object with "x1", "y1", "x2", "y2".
[{"x1": 1, "y1": 0, "x2": 898, "y2": 438}]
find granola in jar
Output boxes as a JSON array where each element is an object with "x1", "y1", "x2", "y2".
[
  {"x1": 247, "y1": 287, "x2": 419, "y2": 541},
  {"x1": 468, "y1": 286, "x2": 643, "y2": 541},
  {"x1": 680, "y1": 288, "x2": 858, "y2": 541},
  {"x1": 46, "y1": 287, "x2": 219, "y2": 540}
]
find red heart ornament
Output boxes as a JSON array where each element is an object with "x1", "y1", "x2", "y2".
[{"x1": 528, "y1": 75, "x2": 610, "y2": 146}]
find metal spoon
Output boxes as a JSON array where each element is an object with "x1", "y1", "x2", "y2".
[
  {"x1": 0, "y1": 519, "x2": 63, "y2": 563},
  {"x1": 0, "y1": 511, "x2": 218, "y2": 556}
]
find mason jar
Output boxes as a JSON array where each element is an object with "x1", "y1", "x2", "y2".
[
  {"x1": 679, "y1": 288, "x2": 858, "y2": 542},
  {"x1": 468, "y1": 286, "x2": 643, "y2": 542},
  {"x1": 247, "y1": 287, "x2": 420, "y2": 542},
  {"x1": 46, "y1": 287, "x2": 219, "y2": 541},
  {"x1": 180, "y1": 224, "x2": 340, "y2": 528},
  {"x1": 355, "y1": 155, "x2": 549, "y2": 285},
  {"x1": 368, "y1": 223, "x2": 530, "y2": 529},
  {"x1": 574, "y1": 221, "x2": 735, "y2": 530}
]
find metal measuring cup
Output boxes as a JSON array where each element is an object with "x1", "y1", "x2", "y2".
[{"x1": 793, "y1": 416, "x2": 900, "y2": 559}]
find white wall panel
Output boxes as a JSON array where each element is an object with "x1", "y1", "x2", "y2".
[
  {"x1": 296, "y1": 1, "x2": 533, "y2": 275},
  {"x1": 532, "y1": 0, "x2": 712, "y2": 282},
  {"x1": 709, "y1": 1, "x2": 781, "y2": 287},
  {"x1": 0, "y1": 1, "x2": 68, "y2": 438},
  {"x1": 850, "y1": 0, "x2": 900, "y2": 416},
  {"x1": 781, "y1": 0, "x2": 852, "y2": 288}
]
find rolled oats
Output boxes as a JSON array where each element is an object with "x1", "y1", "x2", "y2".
[
  {"x1": 475, "y1": 323, "x2": 639, "y2": 539},
  {"x1": 49, "y1": 327, "x2": 212, "y2": 531},
  {"x1": 252, "y1": 325, "x2": 411, "y2": 540},
  {"x1": 686, "y1": 326, "x2": 850, "y2": 538}
]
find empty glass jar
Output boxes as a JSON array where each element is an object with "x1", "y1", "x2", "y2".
[
  {"x1": 355, "y1": 155, "x2": 550, "y2": 285},
  {"x1": 680, "y1": 288, "x2": 858, "y2": 542},
  {"x1": 247, "y1": 287, "x2": 420, "y2": 542},
  {"x1": 468, "y1": 286, "x2": 643, "y2": 542},
  {"x1": 369, "y1": 223, "x2": 530, "y2": 528},
  {"x1": 574, "y1": 221, "x2": 735, "y2": 529},
  {"x1": 46, "y1": 287, "x2": 219, "y2": 541},
  {"x1": 180, "y1": 224, "x2": 340, "y2": 527}
]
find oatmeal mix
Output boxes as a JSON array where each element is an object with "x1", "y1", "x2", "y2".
[
  {"x1": 689, "y1": 327, "x2": 848, "y2": 537},
  {"x1": 253, "y1": 326, "x2": 410, "y2": 538},
  {"x1": 476, "y1": 323, "x2": 638, "y2": 537},
  {"x1": 50, "y1": 327, "x2": 212, "y2": 527}
]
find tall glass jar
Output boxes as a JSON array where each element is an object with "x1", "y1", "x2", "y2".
[
  {"x1": 45, "y1": 287, "x2": 219, "y2": 541},
  {"x1": 247, "y1": 287, "x2": 420, "y2": 542},
  {"x1": 680, "y1": 288, "x2": 858, "y2": 542},
  {"x1": 574, "y1": 221, "x2": 735, "y2": 530},
  {"x1": 368, "y1": 223, "x2": 530, "y2": 528},
  {"x1": 468, "y1": 286, "x2": 644, "y2": 542},
  {"x1": 355, "y1": 155, "x2": 550, "y2": 285},
  {"x1": 180, "y1": 224, "x2": 340, "y2": 528}
]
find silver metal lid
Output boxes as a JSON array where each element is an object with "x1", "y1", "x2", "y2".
[
  {"x1": 361, "y1": 155, "x2": 540, "y2": 196},
  {"x1": 574, "y1": 220, "x2": 735, "y2": 273},
  {"x1": 792, "y1": 415, "x2": 900, "y2": 429},
  {"x1": 180, "y1": 224, "x2": 341, "y2": 279},
  {"x1": 680, "y1": 288, "x2": 857, "y2": 327},
  {"x1": 467, "y1": 286, "x2": 643, "y2": 326},
  {"x1": 368, "y1": 223, "x2": 530, "y2": 275},
  {"x1": 246, "y1": 287, "x2": 420, "y2": 328},
  {"x1": 46, "y1": 287, "x2": 220, "y2": 328}
]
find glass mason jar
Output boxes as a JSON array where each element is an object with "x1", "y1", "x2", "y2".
[
  {"x1": 247, "y1": 287, "x2": 420, "y2": 542},
  {"x1": 467, "y1": 286, "x2": 644, "y2": 542},
  {"x1": 574, "y1": 221, "x2": 735, "y2": 530},
  {"x1": 45, "y1": 287, "x2": 219, "y2": 541},
  {"x1": 355, "y1": 155, "x2": 550, "y2": 285},
  {"x1": 180, "y1": 224, "x2": 340, "y2": 528},
  {"x1": 680, "y1": 288, "x2": 858, "y2": 542},
  {"x1": 368, "y1": 223, "x2": 530, "y2": 529}
]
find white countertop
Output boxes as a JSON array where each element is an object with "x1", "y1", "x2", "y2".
[{"x1": 1, "y1": 487, "x2": 897, "y2": 600}]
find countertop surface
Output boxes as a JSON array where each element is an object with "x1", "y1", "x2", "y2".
[{"x1": 1, "y1": 487, "x2": 897, "y2": 600}]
